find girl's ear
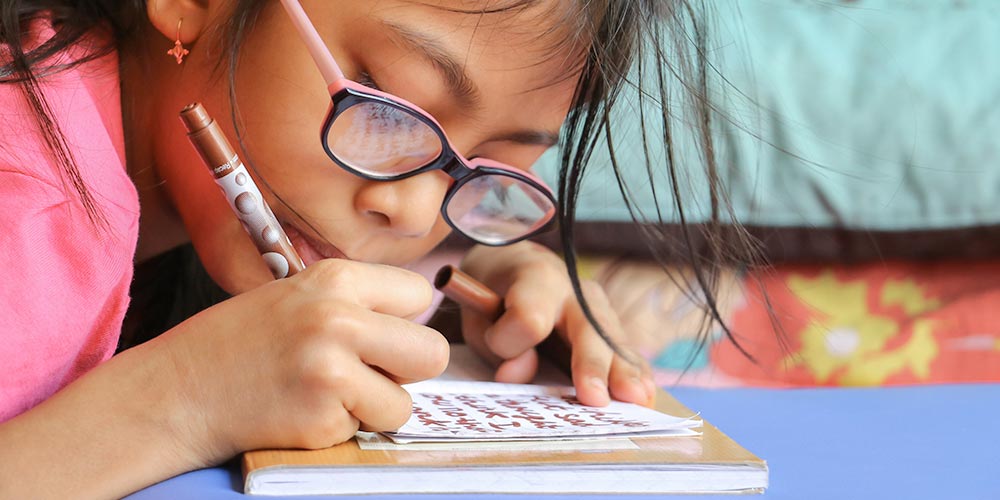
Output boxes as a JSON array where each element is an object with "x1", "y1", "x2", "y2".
[{"x1": 146, "y1": 0, "x2": 211, "y2": 47}]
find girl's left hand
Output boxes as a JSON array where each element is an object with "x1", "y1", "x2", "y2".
[{"x1": 458, "y1": 241, "x2": 657, "y2": 408}]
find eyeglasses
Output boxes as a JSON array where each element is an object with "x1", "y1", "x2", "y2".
[{"x1": 277, "y1": 0, "x2": 557, "y2": 246}]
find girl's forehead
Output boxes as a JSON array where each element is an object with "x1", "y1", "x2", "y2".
[{"x1": 370, "y1": 0, "x2": 588, "y2": 86}]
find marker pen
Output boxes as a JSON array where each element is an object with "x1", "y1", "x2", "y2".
[
  {"x1": 179, "y1": 102, "x2": 305, "y2": 279},
  {"x1": 434, "y1": 265, "x2": 503, "y2": 319}
]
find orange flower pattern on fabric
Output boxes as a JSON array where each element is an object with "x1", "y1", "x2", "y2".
[
  {"x1": 782, "y1": 271, "x2": 938, "y2": 385},
  {"x1": 711, "y1": 261, "x2": 1000, "y2": 387}
]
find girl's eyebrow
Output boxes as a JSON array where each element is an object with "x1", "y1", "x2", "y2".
[
  {"x1": 381, "y1": 20, "x2": 482, "y2": 112},
  {"x1": 380, "y1": 20, "x2": 560, "y2": 148},
  {"x1": 491, "y1": 130, "x2": 560, "y2": 147}
]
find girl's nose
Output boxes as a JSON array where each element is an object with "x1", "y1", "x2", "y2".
[{"x1": 352, "y1": 170, "x2": 452, "y2": 238}]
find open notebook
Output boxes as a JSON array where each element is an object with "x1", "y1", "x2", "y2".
[{"x1": 242, "y1": 345, "x2": 767, "y2": 495}]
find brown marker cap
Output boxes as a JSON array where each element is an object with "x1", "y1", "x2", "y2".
[
  {"x1": 180, "y1": 102, "x2": 237, "y2": 176},
  {"x1": 434, "y1": 265, "x2": 503, "y2": 319}
]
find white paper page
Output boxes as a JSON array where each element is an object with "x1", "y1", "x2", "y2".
[
  {"x1": 384, "y1": 427, "x2": 701, "y2": 444},
  {"x1": 355, "y1": 431, "x2": 642, "y2": 451},
  {"x1": 386, "y1": 380, "x2": 700, "y2": 443}
]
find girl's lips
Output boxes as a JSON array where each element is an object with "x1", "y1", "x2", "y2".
[{"x1": 282, "y1": 223, "x2": 347, "y2": 266}]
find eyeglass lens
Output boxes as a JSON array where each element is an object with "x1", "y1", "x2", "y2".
[
  {"x1": 446, "y1": 174, "x2": 554, "y2": 245},
  {"x1": 325, "y1": 99, "x2": 554, "y2": 243},
  {"x1": 327, "y1": 101, "x2": 443, "y2": 176}
]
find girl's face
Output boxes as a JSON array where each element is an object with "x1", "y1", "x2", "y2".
[{"x1": 148, "y1": 0, "x2": 580, "y2": 293}]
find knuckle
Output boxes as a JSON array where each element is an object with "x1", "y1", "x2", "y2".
[
  {"x1": 304, "y1": 258, "x2": 357, "y2": 291},
  {"x1": 614, "y1": 356, "x2": 643, "y2": 378},
  {"x1": 517, "y1": 309, "x2": 554, "y2": 343},
  {"x1": 518, "y1": 240, "x2": 559, "y2": 261},
  {"x1": 577, "y1": 281, "x2": 619, "y2": 327},
  {"x1": 329, "y1": 416, "x2": 362, "y2": 445},
  {"x1": 298, "y1": 351, "x2": 353, "y2": 392},
  {"x1": 637, "y1": 356, "x2": 653, "y2": 373},
  {"x1": 629, "y1": 353, "x2": 653, "y2": 377},
  {"x1": 580, "y1": 280, "x2": 613, "y2": 316},
  {"x1": 302, "y1": 411, "x2": 359, "y2": 449},
  {"x1": 308, "y1": 301, "x2": 361, "y2": 336},
  {"x1": 390, "y1": 265, "x2": 435, "y2": 312},
  {"x1": 572, "y1": 354, "x2": 609, "y2": 375},
  {"x1": 579, "y1": 280, "x2": 609, "y2": 304},
  {"x1": 290, "y1": 337, "x2": 358, "y2": 394},
  {"x1": 524, "y1": 259, "x2": 564, "y2": 282}
]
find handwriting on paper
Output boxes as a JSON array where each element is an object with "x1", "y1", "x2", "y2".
[{"x1": 386, "y1": 381, "x2": 700, "y2": 442}]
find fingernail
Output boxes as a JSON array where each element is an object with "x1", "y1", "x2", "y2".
[
  {"x1": 629, "y1": 376, "x2": 648, "y2": 402},
  {"x1": 586, "y1": 377, "x2": 611, "y2": 406},
  {"x1": 643, "y1": 378, "x2": 658, "y2": 407},
  {"x1": 588, "y1": 377, "x2": 608, "y2": 392},
  {"x1": 643, "y1": 377, "x2": 657, "y2": 399}
]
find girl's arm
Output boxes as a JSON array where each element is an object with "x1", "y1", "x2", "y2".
[
  {"x1": 0, "y1": 335, "x2": 211, "y2": 498},
  {"x1": 0, "y1": 260, "x2": 450, "y2": 499}
]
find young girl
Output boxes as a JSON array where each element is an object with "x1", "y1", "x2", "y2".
[{"x1": 0, "y1": 0, "x2": 718, "y2": 497}]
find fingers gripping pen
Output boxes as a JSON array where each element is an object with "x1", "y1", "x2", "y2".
[{"x1": 180, "y1": 102, "x2": 306, "y2": 279}]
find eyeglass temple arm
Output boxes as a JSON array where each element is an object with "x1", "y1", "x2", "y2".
[{"x1": 278, "y1": 0, "x2": 344, "y2": 86}]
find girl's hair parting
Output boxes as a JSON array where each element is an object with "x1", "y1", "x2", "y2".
[{"x1": 1, "y1": 0, "x2": 762, "y2": 360}]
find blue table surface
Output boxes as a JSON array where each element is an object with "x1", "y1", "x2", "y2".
[{"x1": 127, "y1": 384, "x2": 1000, "y2": 500}]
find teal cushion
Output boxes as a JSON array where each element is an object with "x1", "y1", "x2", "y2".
[{"x1": 534, "y1": 0, "x2": 1000, "y2": 252}]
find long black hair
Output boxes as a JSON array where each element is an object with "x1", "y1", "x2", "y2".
[{"x1": 1, "y1": 0, "x2": 759, "y2": 359}]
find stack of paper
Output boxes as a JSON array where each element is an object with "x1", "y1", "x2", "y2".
[
  {"x1": 242, "y1": 346, "x2": 768, "y2": 496},
  {"x1": 383, "y1": 380, "x2": 701, "y2": 444}
]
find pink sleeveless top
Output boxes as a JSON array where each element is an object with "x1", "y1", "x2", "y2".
[{"x1": 0, "y1": 20, "x2": 138, "y2": 421}]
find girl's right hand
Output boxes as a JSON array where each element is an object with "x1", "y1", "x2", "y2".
[{"x1": 158, "y1": 258, "x2": 449, "y2": 464}]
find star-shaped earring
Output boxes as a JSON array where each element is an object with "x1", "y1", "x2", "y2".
[{"x1": 167, "y1": 18, "x2": 189, "y2": 64}]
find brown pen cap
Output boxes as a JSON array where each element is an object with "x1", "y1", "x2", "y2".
[
  {"x1": 180, "y1": 102, "x2": 236, "y2": 176},
  {"x1": 434, "y1": 265, "x2": 503, "y2": 319}
]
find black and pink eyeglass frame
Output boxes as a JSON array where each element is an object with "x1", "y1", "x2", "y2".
[{"x1": 278, "y1": 0, "x2": 558, "y2": 246}]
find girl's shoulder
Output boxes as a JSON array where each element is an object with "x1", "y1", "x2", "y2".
[
  {"x1": 0, "y1": 16, "x2": 138, "y2": 423},
  {"x1": 0, "y1": 14, "x2": 132, "y2": 214}
]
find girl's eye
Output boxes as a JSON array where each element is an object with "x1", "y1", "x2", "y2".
[
  {"x1": 348, "y1": 74, "x2": 426, "y2": 134},
  {"x1": 357, "y1": 71, "x2": 382, "y2": 92}
]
